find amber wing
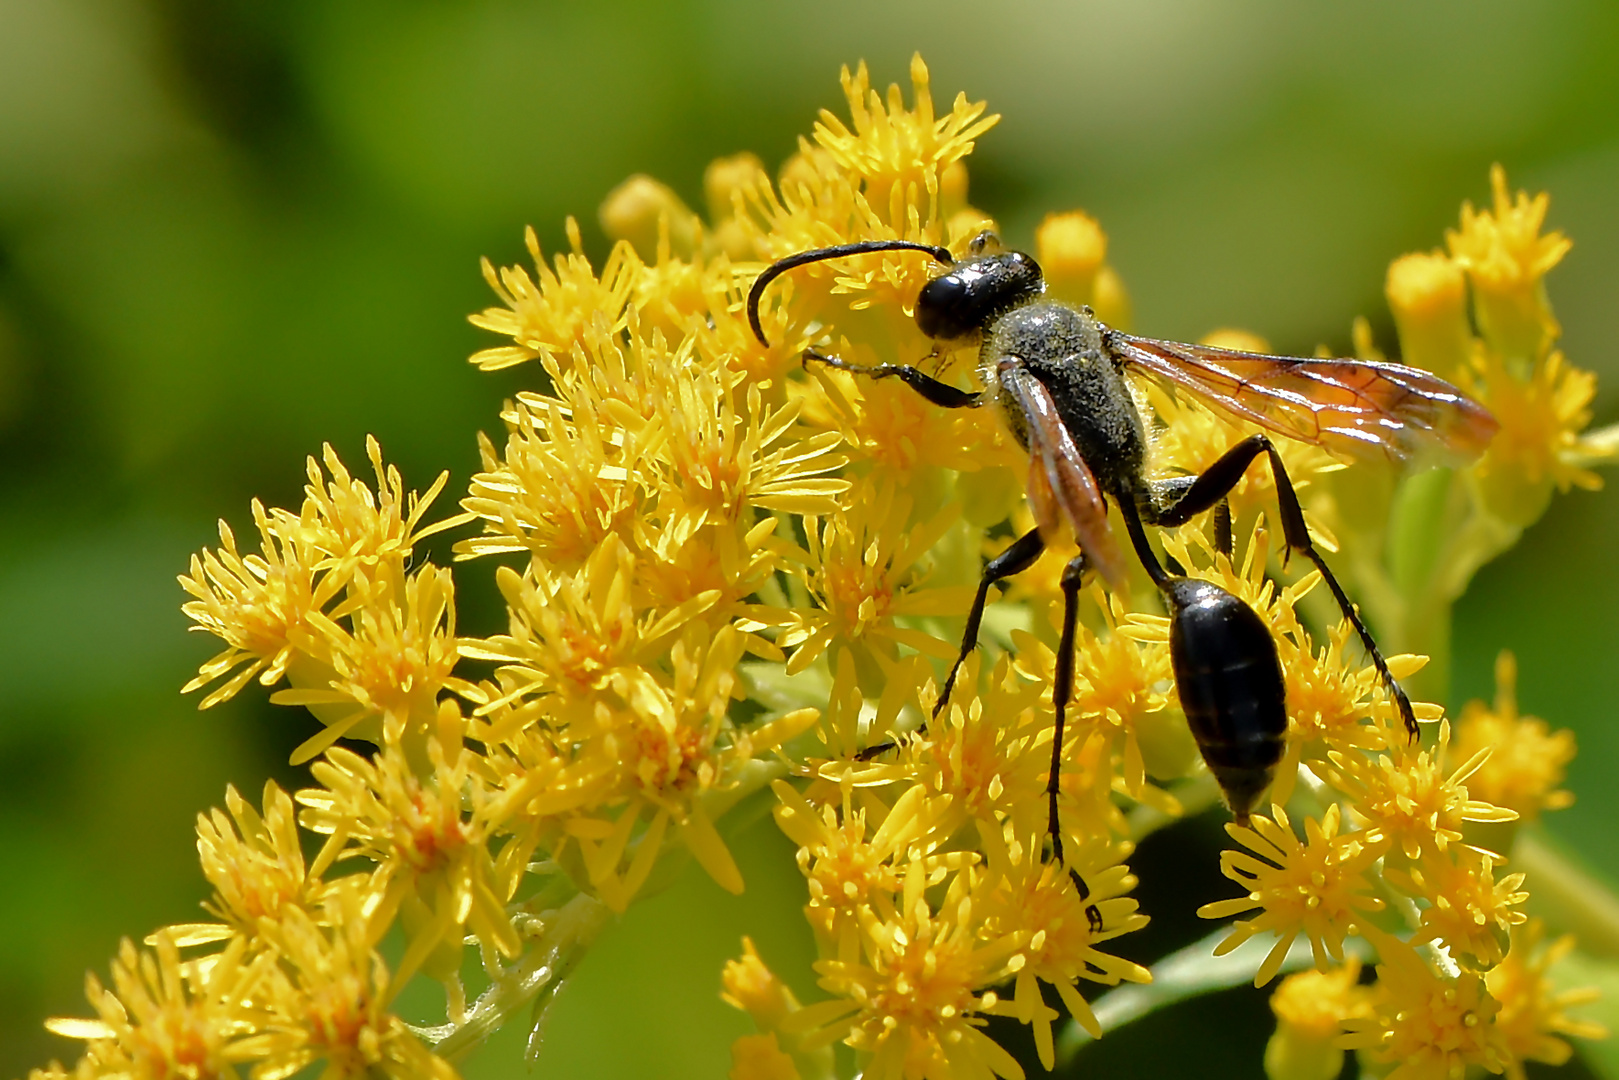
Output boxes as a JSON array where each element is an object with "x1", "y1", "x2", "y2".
[
  {"x1": 1108, "y1": 331, "x2": 1498, "y2": 464},
  {"x1": 1000, "y1": 364, "x2": 1129, "y2": 588}
]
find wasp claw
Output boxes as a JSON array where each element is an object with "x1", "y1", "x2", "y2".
[{"x1": 855, "y1": 739, "x2": 897, "y2": 762}]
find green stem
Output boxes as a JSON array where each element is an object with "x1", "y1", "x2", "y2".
[
  {"x1": 1400, "y1": 593, "x2": 1452, "y2": 713},
  {"x1": 1384, "y1": 467, "x2": 1457, "y2": 706},
  {"x1": 1386, "y1": 467, "x2": 1454, "y2": 600},
  {"x1": 428, "y1": 758, "x2": 787, "y2": 1061},
  {"x1": 1055, "y1": 926, "x2": 1370, "y2": 1065},
  {"x1": 1516, "y1": 828, "x2": 1619, "y2": 959},
  {"x1": 431, "y1": 891, "x2": 612, "y2": 1061}
]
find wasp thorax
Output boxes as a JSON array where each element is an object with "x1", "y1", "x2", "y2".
[
  {"x1": 1163, "y1": 578, "x2": 1289, "y2": 823},
  {"x1": 915, "y1": 251, "x2": 1045, "y2": 341}
]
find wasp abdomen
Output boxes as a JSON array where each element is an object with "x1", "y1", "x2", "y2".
[{"x1": 1163, "y1": 578, "x2": 1288, "y2": 823}]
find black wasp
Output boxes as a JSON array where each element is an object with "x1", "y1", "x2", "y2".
[{"x1": 746, "y1": 232, "x2": 1497, "y2": 928}]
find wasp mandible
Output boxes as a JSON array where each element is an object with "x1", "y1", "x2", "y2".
[{"x1": 747, "y1": 232, "x2": 1497, "y2": 926}]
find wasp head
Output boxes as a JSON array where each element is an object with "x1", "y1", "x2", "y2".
[{"x1": 916, "y1": 248, "x2": 1045, "y2": 341}]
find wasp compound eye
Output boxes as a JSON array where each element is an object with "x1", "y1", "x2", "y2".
[
  {"x1": 1163, "y1": 578, "x2": 1288, "y2": 823},
  {"x1": 916, "y1": 272, "x2": 972, "y2": 339}
]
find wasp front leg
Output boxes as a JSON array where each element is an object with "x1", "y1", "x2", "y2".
[
  {"x1": 802, "y1": 347, "x2": 984, "y2": 409},
  {"x1": 1142, "y1": 434, "x2": 1419, "y2": 741}
]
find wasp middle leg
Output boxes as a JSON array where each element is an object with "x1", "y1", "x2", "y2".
[
  {"x1": 852, "y1": 525, "x2": 1046, "y2": 762},
  {"x1": 1142, "y1": 433, "x2": 1418, "y2": 741},
  {"x1": 1049, "y1": 551, "x2": 1104, "y2": 933}
]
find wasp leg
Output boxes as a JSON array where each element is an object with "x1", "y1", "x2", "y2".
[
  {"x1": 1050, "y1": 552, "x2": 1104, "y2": 933},
  {"x1": 802, "y1": 347, "x2": 983, "y2": 409},
  {"x1": 1143, "y1": 434, "x2": 1418, "y2": 742},
  {"x1": 935, "y1": 527, "x2": 1046, "y2": 719},
  {"x1": 855, "y1": 528, "x2": 1046, "y2": 763},
  {"x1": 1120, "y1": 498, "x2": 1171, "y2": 589},
  {"x1": 1212, "y1": 500, "x2": 1234, "y2": 558},
  {"x1": 1149, "y1": 474, "x2": 1233, "y2": 559}
]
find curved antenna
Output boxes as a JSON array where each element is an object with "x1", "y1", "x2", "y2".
[{"x1": 746, "y1": 239, "x2": 955, "y2": 346}]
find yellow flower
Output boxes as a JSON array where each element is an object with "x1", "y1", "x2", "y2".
[
  {"x1": 277, "y1": 562, "x2": 462, "y2": 762},
  {"x1": 1389, "y1": 846, "x2": 1529, "y2": 968},
  {"x1": 1198, "y1": 804, "x2": 1388, "y2": 986},
  {"x1": 286, "y1": 437, "x2": 461, "y2": 571},
  {"x1": 1265, "y1": 959, "x2": 1372, "y2": 1080},
  {"x1": 295, "y1": 734, "x2": 519, "y2": 987},
  {"x1": 179, "y1": 781, "x2": 322, "y2": 946},
  {"x1": 599, "y1": 173, "x2": 701, "y2": 263},
  {"x1": 606, "y1": 625, "x2": 817, "y2": 900},
  {"x1": 648, "y1": 345, "x2": 849, "y2": 532},
  {"x1": 722, "y1": 939, "x2": 833, "y2": 1080},
  {"x1": 459, "y1": 346, "x2": 652, "y2": 569},
  {"x1": 180, "y1": 497, "x2": 330, "y2": 709},
  {"x1": 1386, "y1": 250, "x2": 1472, "y2": 381},
  {"x1": 464, "y1": 534, "x2": 714, "y2": 730},
  {"x1": 1326, "y1": 718, "x2": 1517, "y2": 862},
  {"x1": 254, "y1": 888, "x2": 460, "y2": 1080},
  {"x1": 25, "y1": 1061, "x2": 96, "y2": 1080},
  {"x1": 1034, "y1": 210, "x2": 1106, "y2": 306},
  {"x1": 703, "y1": 152, "x2": 772, "y2": 262},
  {"x1": 979, "y1": 841, "x2": 1149, "y2": 1065},
  {"x1": 1015, "y1": 585, "x2": 1174, "y2": 803},
  {"x1": 902, "y1": 653, "x2": 1048, "y2": 838},
  {"x1": 1339, "y1": 929, "x2": 1510, "y2": 1080},
  {"x1": 467, "y1": 219, "x2": 639, "y2": 372},
  {"x1": 44, "y1": 933, "x2": 277, "y2": 1080},
  {"x1": 783, "y1": 858, "x2": 1026, "y2": 1080},
  {"x1": 770, "y1": 778, "x2": 950, "y2": 954},
  {"x1": 813, "y1": 55, "x2": 997, "y2": 233},
  {"x1": 1446, "y1": 164, "x2": 1570, "y2": 361},
  {"x1": 1487, "y1": 920, "x2": 1607, "y2": 1080},
  {"x1": 482, "y1": 614, "x2": 812, "y2": 910},
  {"x1": 1453, "y1": 651, "x2": 1575, "y2": 821},
  {"x1": 1277, "y1": 620, "x2": 1404, "y2": 769},
  {"x1": 55, "y1": 54, "x2": 1606, "y2": 1080},
  {"x1": 1031, "y1": 210, "x2": 1131, "y2": 328},
  {"x1": 1472, "y1": 345, "x2": 1612, "y2": 525},
  {"x1": 723, "y1": 937, "x2": 803, "y2": 1033},
  {"x1": 780, "y1": 484, "x2": 974, "y2": 676},
  {"x1": 181, "y1": 440, "x2": 464, "y2": 757}
]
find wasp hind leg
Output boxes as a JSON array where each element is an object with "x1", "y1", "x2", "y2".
[
  {"x1": 1149, "y1": 474, "x2": 1234, "y2": 570},
  {"x1": 1050, "y1": 552, "x2": 1104, "y2": 934},
  {"x1": 1144, "y1": 433, "x2": 1418, "y2": 741},
  {"x1": 802, "y1": 346, "x2": 984, "y2": 409}
]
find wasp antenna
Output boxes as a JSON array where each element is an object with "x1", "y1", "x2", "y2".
[{"x1": 746, "y1": 239, "x2": 955, "y2": 347}]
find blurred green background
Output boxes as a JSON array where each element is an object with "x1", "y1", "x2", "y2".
[{"x1": 2, "y1": 1, "x2": 1617, "y2": 1076}]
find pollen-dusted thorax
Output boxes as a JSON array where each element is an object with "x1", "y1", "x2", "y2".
[{"x1": 984, "y1": 300, "x2": 1148, "y2": 490}]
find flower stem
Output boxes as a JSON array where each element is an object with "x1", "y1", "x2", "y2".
[
  {"x1": 1055, "y1": 926, "x2": 1368, "y2": 1065},
  {"x1": 432, "y1": 891, "x2": 612, "y2": 1062},
  {"x1": 1516, "y1": 828, "x2": 1619, "y2": 959}
]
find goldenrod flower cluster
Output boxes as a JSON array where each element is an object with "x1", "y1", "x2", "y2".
[{"x1": 24, "y1": 55, "x2": 1613, "y2": 1080}]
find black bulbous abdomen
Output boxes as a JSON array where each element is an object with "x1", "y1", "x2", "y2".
[{"x1": 1164, "y1": 578, "x2": 1288, "y2": 823}]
